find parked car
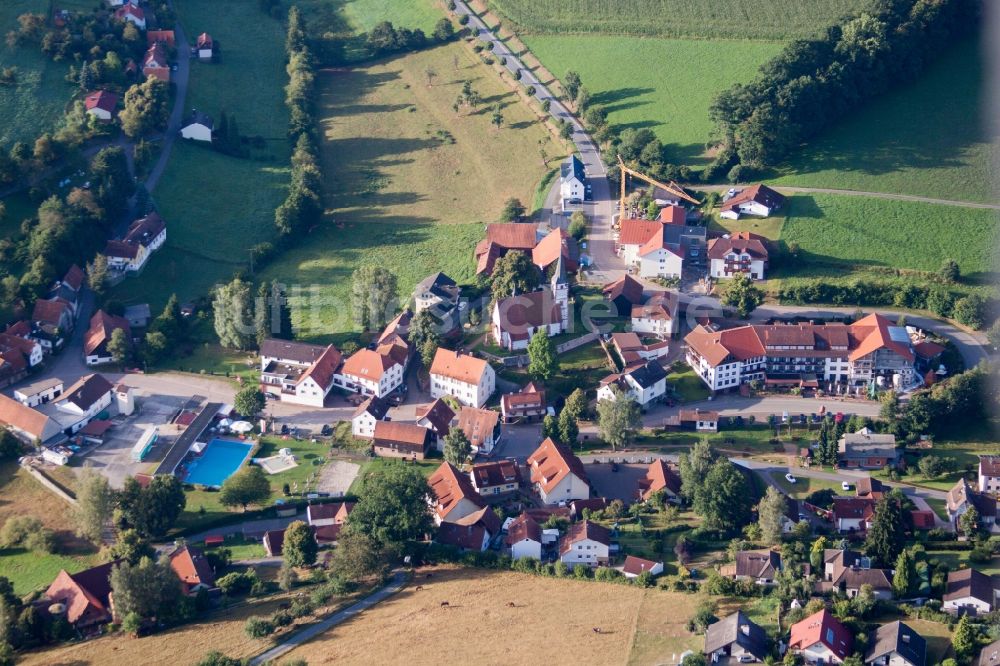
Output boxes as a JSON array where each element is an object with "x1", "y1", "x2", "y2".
[
  {"x1": 841, "y1": 481, "x2": 852, "y2": 491},
  {"x1": 785, "y1": 473, "x2": 797, "y2": 484}
]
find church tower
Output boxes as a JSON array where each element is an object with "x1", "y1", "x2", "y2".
[{"x1": 551, "y1": 254, "x2": 569, "y2": 331}]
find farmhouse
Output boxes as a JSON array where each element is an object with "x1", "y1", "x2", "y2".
[
  {"x1": 558, "y1": 520, "x2": 610, "y2": 567},
  {"x1": 168, "y1": 545, "x2": 216, "y2": 595},
  {"x1": 708, "y1": 232, "x2": 769, "y2": 280},
  {"x1": 703, "y1": 611, "x2": 768, "y2": 664},
  {"x1": 84, "y1": 90, "x2": 118, "y2": 121},
  {"x1": 610, "y1": 332, "x2": 669, "y2": 366},
  {"x1": 789, "y1": 609, "x2": 853, "y2": 664},
  {"x1": 43, "y1": 374, "x2": 115, "y2": 435},
  {"x1": 602, "y1": 274, "x2": 644, "y2": 317},
  {"x1": 0, "y1": 331, "x2": 42, "y2": 370},
  {"x1": 979, "y1": 455, "x2": 1000, "y2": 494},
  {"x1": 678, "y1": 409, "x2": 719, "y2": 432},
  {"x1": 532, "y1": 227, "x2": 579, "y2": 273},
  {"x1": 947, "y1": 479, "x2": 997, "y2": 532},
  {"x1": 636, "y1": 459, "x2": 681, "y2": 503},
  {"x1": 506, "y1": 512, "x2": 543, "y2": 560},
  {"x1": 560, "y1": 154, "x2": 586, "y2": 206},
  {"x1": 13, "y1": 378, "x2": 63, "y2": 407},
  {"x1": 865, "y1": 621, "x2": 926, "y2": 666},
  {"x1": 456, "y1": 406, "x2": 501, "y2": 454},
  {"x1": 838, "y1": 429, "x2": 899, "y2": 469},
  {"x1": 413, "y1": 272, "x2": 461, "y2": 321},
  {"x1": 429, "y1": 348, "x2": 495, "y2": 408},
  {"x1": 339, "y1": 343, "x2": 407, "y2": 398},
  {"x1": 30, "y1": 298, "x2": 75, "y2": 350},
  {"x1": 943, "y1": 568, "x2": 998, "y2": 614},
  {"x1": 631, "y1": 291, "x2": 678, "y2": 338},
  {"x1": 259, "y1": 339, "x2": 343, "y2": 407},
  {"x1": 527, "y1": 437, "x2": 589, "y2": 505},
  {"x1": 474, "y1": 223, "x2": 537, "y2": 275},
  {"x1": 428, "y1": 462, "x2": 485, "y2": 524},
  {"x1": 114, "y1": 3, "x2": 146, "y2": 28},
  {"x1": 597, "y1": 360, "x2": 667, "y2": 407},
  {"x1": 306, "y1": 501, "x2": 353, "y2": 528},
  {"x1": 0, "y1": 394, "x2": 61, "y2": 443},
  {"x1": 500, "y1": 381, "x2": 547, "y2": 423},
  {"x1": 719, "y1": 549, "x2": 781, "y2": 586},
  {"x1": 43, "y1": 560, "x2": 120, "y2": 629},
  {"x1": 180, "y1": 111, "x2": 214, "y2": 142},
  {"x1": 415, "y1": 398, "x2": 455, "y2": 449},
  {"x1": 685, "y1": 314, "x2": 917, "y2": 393},
  {"x1": 197, "y1": 32, "x2": 214, "y2": 60},
  {"x1": 142, "y1": 42, "x2": 169, "y2": 81},
  {"x1": 371, "y1": 421, "x2": 430, "y2": 460},
  {"x1": 621, "y1": 556, "x2": 663, "y2": 578},
  {"x1": 104, "y1": 212, "x2": 167, "y2": 273},
  {"x1": 616, "y1": 220, "x2": 706, "y2": 279},
  {"x1": 492, "y1": 286, "x2": 566, "y2": 351},
  {"x1": 470, "y1": 460, "x2": 521, "y2": 496},
  {"x1": 436, "y1": 510, "x2": 500, "y2": 553},
  {"x1": 719, "y1": 184, "x2": 785, "y2": 219},
  {"x1": 83, "y1": 309, "x2": 131, "y2": 365},
  {"x1": 351, "y1": 395, "x2": 389, "y2": 439}
]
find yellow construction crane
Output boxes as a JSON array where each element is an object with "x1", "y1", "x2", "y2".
[{"x1": 617, "y1": 155, "x2": 699, "y2": 224}]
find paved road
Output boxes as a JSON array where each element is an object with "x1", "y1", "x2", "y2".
[
  {"x1": 451, "y1": 1, "x2": 622, "y2": 283},
  {"x1": 248, "y1": 571, "x2": 407, "y2": 666},
  {"x1": 146, "y1": 4, "x2": 191, "y2": 196},
  {"x1": 693, "y1": 183, "x2": 1000, "y2": 210}
]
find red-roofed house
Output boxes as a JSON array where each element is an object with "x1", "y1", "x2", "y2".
[
  {"x1": 84, "y1": 90, "x2": 118, "y2": 121},
  {"x1": 720, "y1": 184, "x2": 785, "y2": 220},
  {"x1": 372, "y1": 421, "x2": 430, "y2": 460},
  {"x1": 527, "y1": 437, "x2": 589, "y2": 505},
  {"x1": 306, "y1": 501, "x2": 354, "y2": 528},
  {"x1": 911, "y1": 510, "x2": 935, "y2": 529},
  {"x1": 500, "y1": 382, "x2": 546, "y2": 423},
  {"x1": 506, "y1": 512, "x2": 542, "y2": 560},
  {"x1": 470, "y1": 460, "x2": 521, "y2": 496},
  {"x1": 492, "y1": 287, "x2": 567, "y2": 351},
  {"x1": 474, "y1": 223, "x2": 537, "y2": 275},
  {"x1": 429, "y1": 348, "x2": 495, "y2": 408},
  {"x1": 832, "y1": 497, "x2": 877, "y2": 533},
  {"x1": 260, "y1": 338, "x2": 344, "y2": 407},
  {"x1": 789, "y1": 609, "x2": 853, "y2": 664},
  {"x1": 146, "y1": 29, "x2": 175, "y2": 47},
  {"x1": 84, "y1": 309, "x2": 131, "y2": 365},
  {"x1": 105, "y1": 213, "x2": 167, "y2": 273},
  {"x1": 631, "y1": 291, "x2": 678, "y2": 338},
  {"x1": 428, "y1": 462, "x2": 485, "y2": 524},
  {"x1": 196, "y1": 32, "x2": 214, "y2": 59},
  {"x1": 532, "y1": 227, "x2": 578, "y2": 273},
  {"x1": 142, "y1": 42, "x2": 169, "y2": 81},
  {"x1": 622, "y1": 555, "x2": 663, "y2": 578},
  {"x1": 637, "y1": 459, "x2": 681, "y2": 502},
  {"x1": 456, "y1": 406, "x2": 501, "y2": 454},
  {"x1": 708, "y1": 232, "x2": 769, "y2": 280},
  {"x1": 168, "y1": 545, "x2": 216, "y2": 594},
  {"x1": 115, "y1": 2, "x2": 146, "y2": 28},
  {"x1": 338, "y1": 344, "x2": 406, "y2": 398},
  {"x1": 559, "y1": 520, "x2": 610, "y2": 566},
  {"x1": 616, "y1": 220, "x2": 706, "y2": 279},
  {"x1": 44, "y1": 561, "x2": 120, "y2": 628}
]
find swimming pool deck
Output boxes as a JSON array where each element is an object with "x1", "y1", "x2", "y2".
[{"x1": 154, "y1": 402, "x2": 224, "y2": 476}]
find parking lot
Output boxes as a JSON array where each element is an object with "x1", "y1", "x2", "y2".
[{"x1": 76, "y1": 392, "x2": 192, "y2": 488}]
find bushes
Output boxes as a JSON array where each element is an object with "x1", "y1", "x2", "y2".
[
  {"x1": 217, "y1": 570, "x2": 260, "y2": 596},
  {"x1": 243, "y1": 616, "x2": 274, "y2": 639}
]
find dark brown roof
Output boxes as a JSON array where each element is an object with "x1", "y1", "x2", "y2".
[
  {"x1": 353, "y1": 395, "x2": 390, "y2": 421},
  {"x1": 602, "y1": 274, "x2": 644, "y2": 309},
  {"x1": 471, "y1": 460, "x2": 520, "y2": 489},
  {"x1": 721, "y1": 184, "x2": 785, "y2": 213},
  {"x1": 506, "y1": 512, "x2": 542, "y2": 546},
  {"x1": 981, "y1": 456, "x2": 1000, "y2": 477},
  {"x1": 260, "y1": 338, "x2": 328, "y2": 364},
  {"x1": 124, "y1": 213, "x2": 165, "y2": 246},
  {"x1": 944, "y1": 568, "x2": 996, "y2": 605},
  {"x1": 707, "y1": 232, "x2": 768, "y2": 260},
  {"x1": 733, "y1": 549, "x2": 780, "y2": 579},
  {"x1": 57, "y1": 374, "x2": 114, "y2": 411},
  {"x1": 865, "y1": 621, "x2": 926, "y2": 666},
  {"x1": 558, "y1": 520, "x2": 610, "y2": 554},
  {"x1": 978, "y1": 639, "x2": 1000, "y2": 666},
  {"x1": 415, "y1": 399, "x2": 455, "y2": 436},
  {"x1": 494, "y1": 290, "x2": 562, "y2": 339},
  {"x1": 372, "y1": 422, "x2": 430, "y2": 454},
  {"x1": 437, "y1": 522, "x2": 488, "y2": 551}
]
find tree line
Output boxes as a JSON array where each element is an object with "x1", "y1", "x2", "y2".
[{"x1": 708, "y1": 0, "x2": 980, "y2": 176}]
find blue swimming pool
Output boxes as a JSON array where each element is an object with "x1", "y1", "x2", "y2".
[{"x1": 183, "y1": 439, "x2": 254, "y2": 487}]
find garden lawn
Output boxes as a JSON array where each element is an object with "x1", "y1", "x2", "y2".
[
  {"x1": 777, "y1": 194, "x2": 1000, "y2": 281},
  {"x1": 115, "y1": 0, "x2": 291, "y2": 313},
  {"x1": 667, "y1": 366, "x2": 710, "y2": 403},
  {"x1": 0, "y1": 0, "x2": 75, "y2": 147},
  {"x1": 263, "y1": 42, "x2": 564, "y2": 340},
  {"x1": 347, "y1": 457, "x2": 440, "y2": 495},
  {"x1": 488, "y1": 0, "x2": 868, "y2": 40},
  {"x1": 521, "y1": 36, "x2": 784, "y2": 166},
  {"x1": 773, "y1": 38, "x2": 997, "y2": 204},
  {"x1": 255, "y1": 435, "x2": 330, "y2": 494},
  {"x1": 0, "y1": 548, "x2": 100, "y2": 596},
  {"x1": 200, "y1": 534, "x2": 265, "y2": 560},
  {"x1": 768, "y1": 471, "x2": 841, "y2": 500}
]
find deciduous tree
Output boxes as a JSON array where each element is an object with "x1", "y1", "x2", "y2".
[
  {"x1": 351, "y1": 264, "x2": 398, "y2": 331},
  {"x1": 213, "y1": 277, "x2": 257, "y2": 350},
  {"x1": 347, "y1": 465, "x2": 432, "y2": 552},
  {"x1": 219, "y1": 466, "x2": 271, "y2": 511},
  {"x1": 119, "y1": 78, "x2": 169, "y2": 138},
  {"x1": 282, "y1": 520, "x2": 318, "y2": 567},
  {"x1": 234, "y1": 385, "x2": 265, "y2": 419},
  {"x1": 527, "y1": 330, "x2": 557, "y2": 380},
  {"x1": 757, "y1": 486, "x2": 787, "y2": 545},
  {"x1": 443, "y1": 429, "x2": 471, "y2": 466},
  {"x1": 490, "y1": 251, "x2": 539, "y2": 301},
  {"x1": 74, "y1": 467, "x2": 114, "y2": 544},
  {"x1": 596, "y1": 386, "x2": 640, "y2": 450},
  {"x1": 721, "y1": 273, "x2": 764, "y2": 318}
]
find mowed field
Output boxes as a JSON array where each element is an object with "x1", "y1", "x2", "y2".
[
  {"x1": 283, "y1": 566, "x2": 702, "y2": 665},
  {"x1": 112, "y1": 0, "x2": 292, "y2": 312},
  {"x1": 523, "y1": 36, "x2": 783, "y2": 166},
  {"x1": 488, "y1": 0, "x2": 869, "y2": 40},
  {"x1": 778, "y1": 194, "x2": 1000, "y2": 280},
  {"x1": 772, "y1": 38, "x2": 996, "y2": 204},
  {"x1": 295, "y1": 0, "x2": 443, "y2": 34},
  {"x1": 262, "y1": 42, "x2": 565, "y2": 340},
  {"x1": 0, "y1": 0, "x2": 75, "y2": 147}
]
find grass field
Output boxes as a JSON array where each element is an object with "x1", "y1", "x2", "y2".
[
  {"x1": 0, "y1": 0, "x2": 75, "y2": 148},
  {"x1": 261, "y1": 42, "x2": 564, "y2": 340},
  {"x1": 112, "y1": 0, "x2": 291, "y2": 312},
  {"x1": 522, "y1": 36, "x2": 783, "y2": 166},
  {"x1": 283, "y1": 565, "x2": 703, "y2": 664},
  {"x1": 667, "y1": 366, "x2": 710, "y2": 403},
  {"x1": 347, "y1": 457, "x2": 440, "y2": 495},
  {"x1": 295, "y1": 0, "x2": 444, "y2": 35},
  {"x1": 777, "y1": 194, "x2": 999, "y2": 281},
  {"x1": 772, "y1": 38, "x2": 996, "y2": 204},
  {"x1": 768, "y1": 471, "x2": 841, "y2": 500},
  {"x1": 487, "y1": 0, "x2": 869, "y2": 40}
]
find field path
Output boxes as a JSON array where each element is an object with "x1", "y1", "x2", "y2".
[
  {"x1": 693, "y1": 183, "x2": 1000, "y2": 210},
  {"x1": 248, "y1": 571, "x2": 407, "y2": 666}
]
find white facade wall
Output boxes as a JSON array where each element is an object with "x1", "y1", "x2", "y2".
[
  {"x1": 980, "y1": 471, "x2": 1000, "y2": 494},
  {"x1": 181, "y1": 123, "x2": 212, "y2": 142},
  {"x1": 352, "y1": 412, "x2": 378, "y2": 438},
  {"x1": 638, "y1": 249, "x2": 683, "y2": 279},
  {"x1": 632, "y1": 316, "x2": 673, "y2": 338},
  {"x1": 943, "y1": 595, "x2": 992, "y2": 614},
  {"x1": 430, "y1": 366, "x2": 495, "y2": 408},
  {"x1": 799, "y1": 643, "x2": 843, "y2": 665},
  {"x1": 710, "y1": 256, "x2": 766, "y2": 280},
  {"x1": 510, "y1": 538, "x2": 542, "y2": 561},
  {"x1": 561, "y1": 176, "x2": 584, "y2": 204},
  {"x1": 87, "y1": 107, "x2": 113, "y2": 122},
  {"x1": 340, "y1": 363, "x2": 403, "y2": 398},
  {"x1": 14, "y1": 385, "x2": 61, "y2": 407},
  {"x1": 560, "y1": 538, "x2": 609, "y2": 566},
  {"x1": 537, "y1": 473, "x2": 589, "y2": 505}
]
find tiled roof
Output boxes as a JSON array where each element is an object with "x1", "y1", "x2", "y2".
[
  {"x1": 733, "y1": 549, "x2": 781, "y2": 579},
  {"x1": 704, "y1": 611, "x2": 769, "y2": 660},
  {"x1": 372, "y1": 422, "x2": 429, "y2": 453},
  {"x1": 31, "y1": 298, "x2": 71, "y2": 326},
  {"x1": 657, "y1": 205, "x2": 686, "y2": 225},
  {"x1": 299, "y1": 345, "x2": 342, "y2": 390},
  {"x1": 981, "y1": 455, "x2": 1000, "y2": 477},
  {"x1": 0, "y1": 393, "x2": 52, "y2": 439},
  {"x1": 84, "y1": 90, "x2": 117, "y2": 113},
  {"x1": 527, "y1": 437, "x2": 588, "y2": 496},
  {"x1": 56, "y1": 374, "x2": 114, "y2": 412},
  {"x1": 638, "y1": 459, "x2": 681, "y2": 500},
  {"x1": 260, "y1": 338, "x2": 328, "y2": 364},
  {"x1": 721, "y1": 184, "x2": 785, "y2": 213},
  {"x1": 558, "y1": 520, "x2": 610, "y2": 554},
  {"x1": 352, "y1": 395, "x2": 390, "y2": 421},
  {"x1": 457, "y1": 407, "x2": 500, "y2": 449},
  {"x1": 505, "y1": 512, "x2": 542, "y2": 546},
  {"x1": 478, "y1": 223, "x2": 537, "y2": 253},
  {"x1": 532, "y1": 228, "x2": 578, "y2": 271},
  {"x1": 493, "y1": 290, "x2": 562, "y2": 339},
  {"x1": 84, "y1": 310, "x2": 130, "y2": 356},
  {"x1": 866, "y1": 621, "x2": 926, "y2": 666},
  {"x1": 848, "y1": 313, "x2": 914, "y2": 362},
  {"x1": 471, "y1": 460, "x2": 520, "y2": 488},
  {"x1": 602, "y1": 274, "x2": 644, "y2": 308},
  {"x1": 622, "y1": 555, "x2": 662, "y2": 576},
  {"x1": 342, "y1": 348, "x2": 398, "y2": 382},
  {"x1": 944, "y1": 567, "x2": 996, "y2": 605},
  {"x1": 617, "y1": 218, "x2": 663, "y2": 246},
  {"x1": 707, "y1": 232, "x2": 769, "y2": 260},
  {"x1": 430, "y1": 348, "x2": 489, "y2": 386},
  {"x1": 789, "y1": 609, "x2": 852, "y2": 660},
  {"x1": 415, "y1": 398, "x2": 455, "y2": 436},
  {"x1": 168, "y1": 545, "x2": 215, "y2": 587},
  {"x1": 428, "y1": 462, "x2": 484, "y2": 522}
]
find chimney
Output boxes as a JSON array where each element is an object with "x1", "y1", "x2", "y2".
[{"x1": 740, "y1": 624, "x2": 750, "y2": 636}]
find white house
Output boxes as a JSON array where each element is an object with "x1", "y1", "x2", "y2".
[
  {"x1": 526, "y1": 437, "x2": 589, "y2": 505},
  {"x1": 943, "y1": 568, "x2": 998, "y2": 614},
  {"x1": 429, "y1": 348, "x2": 495, "y2": 408},
  {"x1": 104, "y1": 213, "x2": 167, "y2": 273},
  {"x1": 470, "y1": 460, "x2": 520, "y2": 496},
  {"x1": 0, "y1": 394, "x2": 61, "y2": 443},
  {"x1": 719, "y1": 184, "x2": 786, "y2": 219},
  {"x1": 45, "y1": 374, "x2": 115, "y2": 435},
  {"x1": 180, "y1": 111, "x2": 213, "y2": 142},
  {"x1": 351, "y1": 395, "x2": 389, "y2": 439},
  {"x1": 306, "y1": 502, "x2": 352, "y2": 529},
  {"x1": 13, "y1": 378, "x2": 63, "y2": 408},
  {"x1": 428, "y1": 462, "x2": 485, "y2": 525},
  {"x1": 415, "y1": 399, "x2": 455, "y2": 451},
  {"x1": 616, "y1": 219, "x2": 706, "y2": 279},
  {"x1": 559, "y1": 520, "x2": 610, "y2": 567},
  {"x1": 114, "y1": 3, "x2": 146, "y2": 29},
  {"x1": 631, "y1": 291, "x2": 678, "y2": 338},
  {"x1": 259, "y1": 339, "x2": 344, "y2": 408},
  {"x1": 338, "y1": 343, "x2": 406, "y2": 398},
  {"x1": 506, "y1": 513, "x2": 542, "y2": 561},
  {"x1": 622, "y1": 556, "x2": 664, "y2": 578},
  {"x1": 864, "y1": 622, "x2": 926, "y2": 666},
  {"x1": 597, "y1": 360, "x2": 667, "y2": 407},
  {"x1": 0, "y1": 332, "x2": 43, "y2": 368},
  {"x1": 637, "y1": 228, "x2": 684, "y2": 279},
  {"x1": 456, "y1": 406, "x2": 501, "y2": 455},
  {"x1": 980, "y1": 455, "x2": 1000, "y2": 494},
  {"x1": 492, "y1": 289, "x2": 565, "y2": 351},
  {"x1": 413, "y1": 272, "x2": 460, "y2": 316},
  {"x1": 708, "y1": 232, "x2": 769, "y2": 280},
  {"x1": 560, "y1": 154, "x2": 586, "y2": 206},
  {"x1": 789, "y1": 609, "x2": 853, "y2": 665}
]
